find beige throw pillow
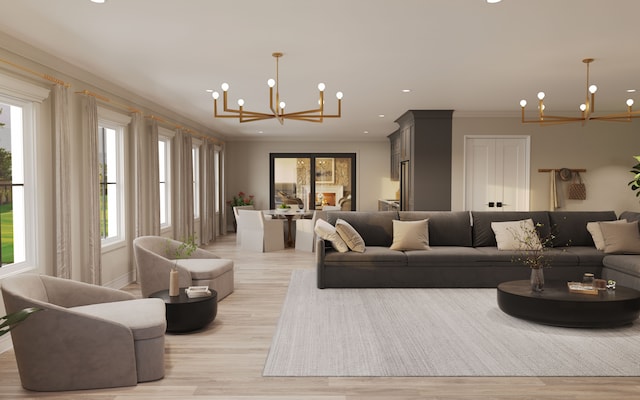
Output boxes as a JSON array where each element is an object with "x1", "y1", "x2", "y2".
[
  {"x1": 600, "y1": 220, "x2": 640, "y2": 254},
  {"x1": 491, "y1": 219, "x2": 542, "y2": 251},
  {"x1": 587, "y1": 219, "x2": 627, "y2": 250},
  {"x1": 314, "y1": 219, "x2": 349, "y2": 253},
  {"x1": 390, "y1": 219, "x2": 429, "y2": 251},
  {"x1": 335, "y1": 219, "x2": 366, "y2": 253}
]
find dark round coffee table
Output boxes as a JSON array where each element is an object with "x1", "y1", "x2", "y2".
[
  {"x1": 150, "y1": 288, "x2": 217, "y2": 333},
  {"x1": 497, "y1": 280, "x2": 640, "y2": 328}
]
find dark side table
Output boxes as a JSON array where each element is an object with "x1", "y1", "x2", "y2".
[
  {"x1": 150, "y1": 288, "x2": 218, "y2": 333},
  {"x1": 497, "y1": 280, "x2": 640, "y2": 328}
]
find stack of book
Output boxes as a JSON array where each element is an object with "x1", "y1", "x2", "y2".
[
  {"x1": 567, "y1": 282, "x2": 598, "y2": 295},
  {"x1": 185, "y1": 286, "x2": 211, "y2": 298}
]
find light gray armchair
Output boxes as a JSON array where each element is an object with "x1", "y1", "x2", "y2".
[
  {"x1": 1, "y1": 273, "x2": 166, "y2": 391},
  {"x1": 133, "y1": 236, "x2": 234, "y2": 299}
]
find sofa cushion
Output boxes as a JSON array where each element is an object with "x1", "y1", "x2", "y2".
[
  {"x1": 72, "y1": 298, "x2": 166, "y2": 340},
  {"x1": 600, "y1": 221, "x2": 640, "y2": 254},
  {"x1": 405, "y1": 246, "x2": 485, "y2": 266},
  {"x1": 315, "y1": 219, "x2": 349, "y2": 252},
  {"x1": 399, "y1": 211, "x2": 472, "y2": 246},
  {"x1": 390, "y1": 219, "x2": 430, "y2": 251},
  {"x1": 335, "y1": 218, "x2": 366, "y2": 253},
  {"x1": 472, "y1": 212, "x2": 551, "y2": 247},
  {"x1": 491, "y1": 219, "x2": 542, "y2": 251},
  {"x1": 619, "y1": 211, "x2": 640, "y2": 223},
  {"x1": 324, "y1": 246, "x2": 407, "y2": 268},
  {"x1": 603, "y1": 255, "x2": 640, "y2": 277},
  {"x1": 326, "y1": 211, "x2": 398, "y2": 246},
  {"x1": 549, "y1": 211, "x2": 617, "y2": 247}
]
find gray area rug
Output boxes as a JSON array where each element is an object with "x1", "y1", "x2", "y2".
[{"x1": 263, "y1": 269, "x2": 640, "y2": 377}]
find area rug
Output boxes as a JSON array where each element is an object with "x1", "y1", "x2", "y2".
[{"x1": 263, "y1": 269, "x2": 640, "y2": 377}]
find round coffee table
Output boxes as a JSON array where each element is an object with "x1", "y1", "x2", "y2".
[
  {"x1": 497, "y1": 280, "x2": 640, "y2": 328},
  {"x1": 150, "y1": 288, "x2": 217, "y2": 333}
]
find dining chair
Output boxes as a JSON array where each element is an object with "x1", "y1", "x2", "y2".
[
  {"x1": 233, "y1": 205, "x2": 255, "y2": 245},
  {"x1": 237, "y1": 209, "x2": 285, "y2": 252},
  {"x1": 295, "y1": 210, "x2": 326, "y2": 252}
]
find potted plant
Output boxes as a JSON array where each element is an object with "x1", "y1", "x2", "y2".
[
  {"x1": 0, "y1": 307, "x2": 41, "y2": 336},
  {"x1": 166, "y1": 235, "x2": 198, "y2": 297},
  {"x1": 629, "y1": 155, "x2": 640, "y2": 198}
]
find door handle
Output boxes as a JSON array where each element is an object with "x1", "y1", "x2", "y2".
[{"x1": 488, "y1": 202, "x2": 495, "y2": 208}]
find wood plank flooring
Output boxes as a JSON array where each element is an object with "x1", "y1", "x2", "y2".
[{"x1": 1, "y1": 234, "x2": 639, "y2": 399}]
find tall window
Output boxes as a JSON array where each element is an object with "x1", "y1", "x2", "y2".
[
  {"x1": 97, "y1": 123, "x2": 124, "y2": 243},
  {"x1": 0, "y1": 102, "x2": 26, "y2": 266},
  {"x1": 158, "y1": 134, "x2": 171, "y2": 228},
  {"x1": 192, "y1": 143, "x2": 200, "y2": 219}
]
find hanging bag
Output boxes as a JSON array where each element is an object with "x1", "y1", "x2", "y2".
[{"x1": 568, "y1": 172, "x2": 586, "y2": 200}]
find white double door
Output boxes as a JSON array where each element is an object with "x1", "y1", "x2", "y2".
[{"x1": 464, "y1": 136, "x2": 530, "y2": 211}]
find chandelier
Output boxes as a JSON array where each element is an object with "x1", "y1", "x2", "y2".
[
  {"x1": 211, "y1": 52, "x2": 343, "y2": 124},
  {"x1": 519, "y1": 58, "x2": 640, "y2": 125}
]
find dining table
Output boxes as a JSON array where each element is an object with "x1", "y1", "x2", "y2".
[{"x1": 264, "y1": 209, "x2": 314, "y2": 247}]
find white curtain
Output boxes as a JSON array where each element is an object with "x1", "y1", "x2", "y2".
[
  {"x1": 172, "y1": 128, "x2": 193, "y2": 240},
  {"x1": 52, "y1": 84, "x2": 71, "y2": 279},
  {"x1": 132, "y1": 113, "x2": 160, "y2": 237},
  {"x1": 81, "y1": 95, "x2": 101, "y2": 285},
  {"x1": 200, "y1": 141, "x2": 215, "y2": 244}
]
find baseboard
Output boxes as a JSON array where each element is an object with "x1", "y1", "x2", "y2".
[{"x1": 103, "y1": 270, "x2": 136, "y2": 290}]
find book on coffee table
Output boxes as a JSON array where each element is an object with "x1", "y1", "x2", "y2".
[
  {"x1": 185, "y1": 286, "x2": 211, "y2": 298},
  {"x1": 567, "y1": 282, "x2": 598, "y2": 295}
]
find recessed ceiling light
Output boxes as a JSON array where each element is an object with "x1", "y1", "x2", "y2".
[
  {"x1": 90, "y1": 0, "x2": 106, "y2": 3},
  {"x1": 402, "y1": 89, "x2": 411, "y2": 93},
  {"x1": 378, "y1": 114, "x2": 385, "y2": 118},
  {"x1": 487, "y1": 0, "x2": 502, "y2": 3},
  {"x1": 363, "y1": 131, "x2": 369, "y2": 134},
  {"x1": 627, "y1": 89, "x2": 637, "y2": 93}
]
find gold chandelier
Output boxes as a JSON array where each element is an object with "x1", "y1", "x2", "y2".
[
  {"x1": 211, "y1": 52, "x2": 343, "y2": 124},
  {"x1": 519, "y1": 58, "x2": 640, "y2": 125}
]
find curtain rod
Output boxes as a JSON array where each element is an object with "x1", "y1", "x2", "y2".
[
  {"x1": 75, "y1": 89, "x2": 142, "y2": 114},
  {"x1": 0, "y1": 57, "x2": 70, "y2": 88},
  {"x1": 145, "y1": 114, "x2": 223, "y2": 145}
]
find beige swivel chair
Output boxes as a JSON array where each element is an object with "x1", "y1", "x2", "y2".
[
  {"x1": 1, "y1": 273, "x2": 166, "y2": 391},
  {"x1": 237, "y1": 209, "x2": 285, "y2": 252},
  {"x1": 133, "y1": 236, "x2": 234, "y2": 300}
]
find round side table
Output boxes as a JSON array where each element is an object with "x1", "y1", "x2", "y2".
[{"x1": 150, "y1": 288, "x2": 217, "y2": 333}]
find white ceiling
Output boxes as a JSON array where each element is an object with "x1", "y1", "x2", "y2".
[{"x1": 0, "y1": 0, "x2": 639, "y2": 141}]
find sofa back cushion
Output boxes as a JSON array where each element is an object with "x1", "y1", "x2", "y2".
[
  {"x1": 471, "y1": 211, "x2": 551, "y2": 247},
  {"x1": 620, "y1": 211, "x2": 640, "y2": 224},
  {"x1": 399, "y1": 211, "x2": 472, "y2": 246},
  {"x1": 326, "y1": 211, "x2": 398, "y2": 247},
  {"x1": 549, "y1": 211, "x2": 617, "y2": 247}
]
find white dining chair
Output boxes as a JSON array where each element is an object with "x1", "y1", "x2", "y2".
[
  {"x1": 237, "y1": 209, "x2": 285, "y2": 252},
  {"x1": 295, "y1": 210, "x2": 326, "y2": 252},
  {"x1": 233, "y1": 205, "x2": 255, "y2": 245}
]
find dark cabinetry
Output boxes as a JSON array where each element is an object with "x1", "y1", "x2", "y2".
[{"x1": 390, "y1": 110, "x2": 453, "y2": 211}]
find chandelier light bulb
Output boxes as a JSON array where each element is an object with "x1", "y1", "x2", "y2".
[
  {"x1": 580, "y1": 104, "x2": 587, "y2": 112},
  {"x1": 537, "y1": 92, "x2": 545, "y2": 100},
  {"x1": 279, "y1": 101, "x2": 286, "y2": 109},
  {"x1": 318, "y1": 83, "x2": 326, "y2": 91},
  {"x1": 627, "y1": 99, "x2": 634, "y2": 107},
  {"x1": 267, "y1": 79, "x2": 275, "y2": 88},
  {"x1": 221, "y1": 83, "x2": 229, "y2": 91},
  {"x1": 520, "y1": 99, "x2": 527, "y2": 107},
  {"x1": 589, "y1": 84, "x2": 598, "y2": 94},
  {"x1": 212, "y1": 91, "x2": 219, "y2": 100},
  {"x1": 336, "y1": 91, "x2": 343, "y2": 100},
  {"x1": 238, "y1": 99, "x2": 244, "y2": 107}
]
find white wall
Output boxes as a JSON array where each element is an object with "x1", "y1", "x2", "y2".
[
  {"x1": 225, "y1": 139, "x2": 397, "y2": 217},
  {"x1": 452, "y1": 115, "x2": 640, "y2": 214}
]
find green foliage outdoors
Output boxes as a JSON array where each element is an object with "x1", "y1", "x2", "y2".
[
  {"x1": 0, "y1": 148, "x2": 10, "y2": 181},
  {"x1": 0, "y1": 208, "x2": 13, "y2": 265}
]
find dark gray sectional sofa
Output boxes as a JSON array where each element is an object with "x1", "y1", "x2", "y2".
[{"x1": 316, "y1": 210, "x2": 640, "y2": 289}]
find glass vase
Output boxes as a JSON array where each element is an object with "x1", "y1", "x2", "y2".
[{"x1": 530, "y1": 268, "x2": 544, "y2": 292}]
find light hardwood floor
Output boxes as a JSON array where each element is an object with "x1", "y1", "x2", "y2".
[{"x1": 1, "y1": 234, "x2": 639, "y2": 399}]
